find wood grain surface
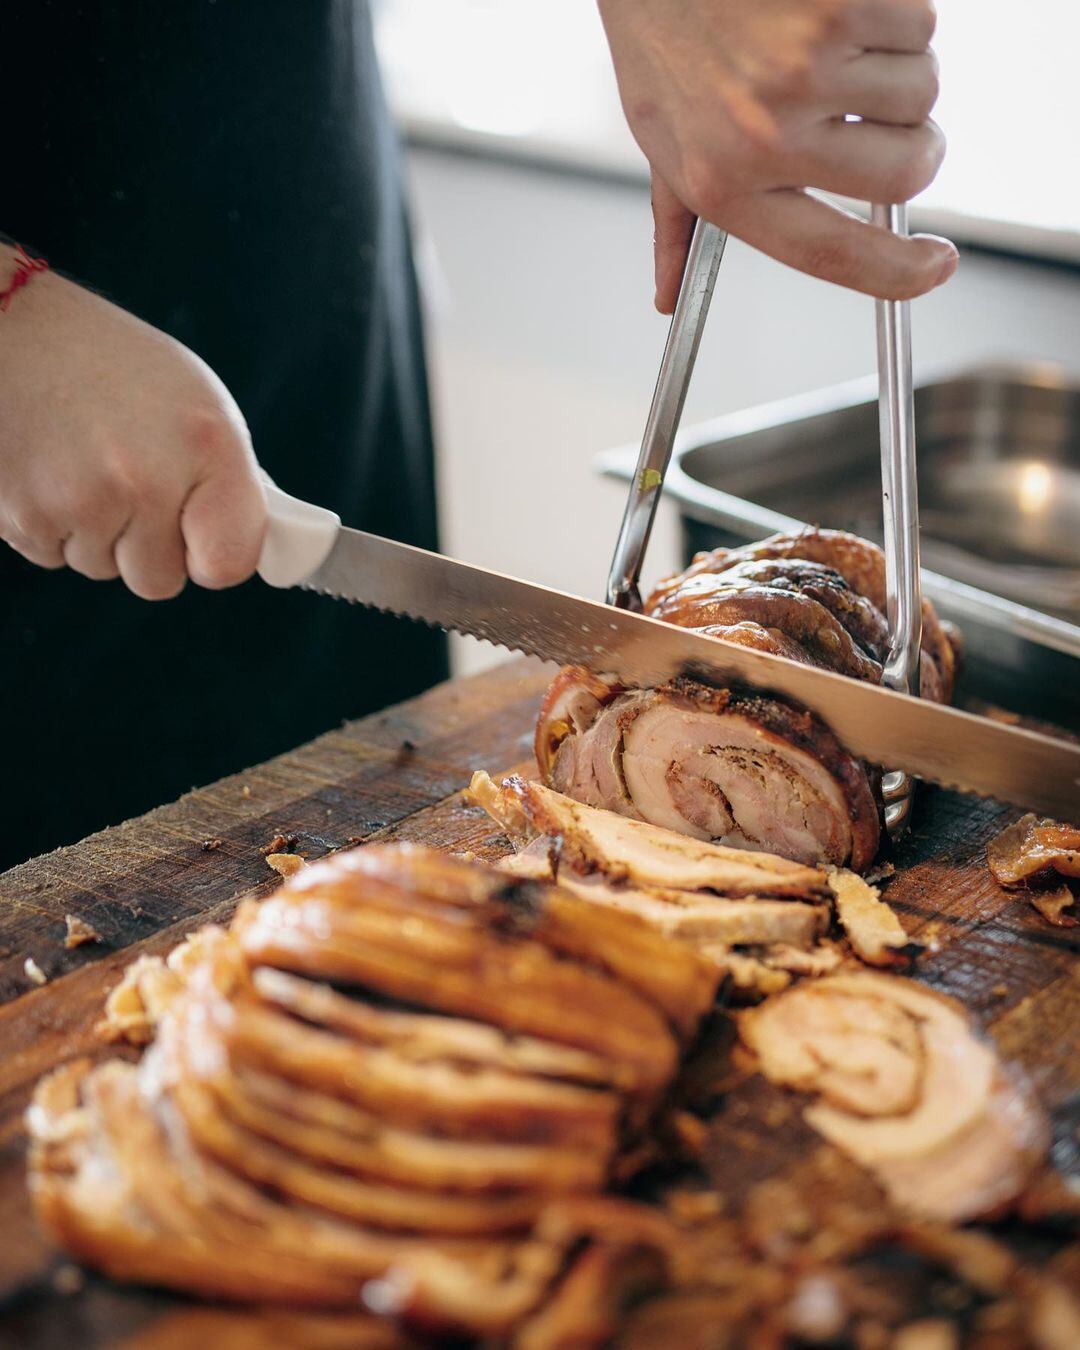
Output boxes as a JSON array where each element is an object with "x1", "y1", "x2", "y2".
[{"x1": 0, "y1": 657, "x2": 1076, "y2": 1348}]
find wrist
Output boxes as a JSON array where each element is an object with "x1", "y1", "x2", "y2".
[{"x1": 0, "y1": 241, "x2": 50, "y2": 314}]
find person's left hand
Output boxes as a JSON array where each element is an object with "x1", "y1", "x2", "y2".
[{"x1": 598, "y1": 0, "x2": 955, "y2": 310}]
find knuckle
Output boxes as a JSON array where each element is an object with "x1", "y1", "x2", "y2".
[
  {"x1": 62, "y1": 537, "x2": 117, "y2": 581},
  {"x1": 913, "y1": 61, "x2": 940, "y2": 122},
  {"x1": 54, "y1": 476, "x2": 120, "y2": 527},
  {"x1": 680, "y1": 158, "x2": 732, "y2": 224},
  {"x1": 183, "y1": 406, "x2": 244, "y2": 464},
  {"x1": 102, "y1": 443, "x2": 165, "y2": 509},
  {"x1": 766, "y1": 49, "x2": 816, "y2": 100},
  {"x1": 883, "y1": 139, "x2": 941, "y2": 202},
  {"x1": 5, "y1": 503, "x2": 52, "y2": 545}
]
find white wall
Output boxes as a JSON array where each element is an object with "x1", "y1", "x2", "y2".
[{"x1": 406, "y1": 147, "x2": 1080, "y2": 674}]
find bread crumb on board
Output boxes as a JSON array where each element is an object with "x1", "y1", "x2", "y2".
[
  {"x1": 266, "y1": 853, "x2": 306, "y2": 879},
  {"x1": 24, "y1": 956, "x2": 47, "y2": 986},
  {"x1": 63, "y1": 914, "x2": 102, "y2": 949},
  {"x1": 51, "y1": 1264, "x2": 85, "y2": 1296},
  {"x1": 261, "y1": 833, "x2": 297, "y2": 856}
]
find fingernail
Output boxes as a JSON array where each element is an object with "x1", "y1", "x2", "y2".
[{"x1": 934, "y1": 243, "x2": 959, "y2": 288}]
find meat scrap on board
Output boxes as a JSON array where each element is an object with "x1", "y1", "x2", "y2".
[{"x1": 988, "y1": 813, "x2": 1079, "y2": 926}]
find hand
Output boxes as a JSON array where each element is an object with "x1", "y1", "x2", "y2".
[
  {"x1": 598, "y1": 0, "x2": 957, "y2": 309},
  {"x1": 0, "y1": 250, "x2": 265, "y2": 599}
]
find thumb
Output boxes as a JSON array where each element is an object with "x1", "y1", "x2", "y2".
[{"x1": 652, "y1": 173, "x2": 696, "y2": 315}]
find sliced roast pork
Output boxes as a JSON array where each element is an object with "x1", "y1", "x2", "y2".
[
  {"x1": 29, "y1": 845, "x2": 708, "y2": 1338},
  {"x1": 467, "y1": 772, "x2": 865, "y2": 998},
  {"x1": 536, "y1": 529, "x2": 960, "y2": 871}
]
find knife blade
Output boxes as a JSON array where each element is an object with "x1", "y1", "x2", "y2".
[{"x1": 293, "y1": 523, "x2": 1079, "y2": 819}]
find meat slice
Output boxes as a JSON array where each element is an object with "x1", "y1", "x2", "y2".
[
  {"x1": 233, "y1": 851, "x2": 680, "y2": 1097},
  {"x1": 470, "y1": 773, "x2": 828, "y2": 897},
  {"x1": 739, "y1": 973, "x2": 1049, "y2": 1221},
  {"x1": 251, "y1": 967, "x2": 617, "y2": 1086},
  {"x1": 498, "y1": 849, "x2": 826, "y2": 948}
]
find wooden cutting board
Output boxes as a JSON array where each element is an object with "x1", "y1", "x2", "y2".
[{"x1": 0, "y1": 657, "x2": 1076, "y2": 1347}]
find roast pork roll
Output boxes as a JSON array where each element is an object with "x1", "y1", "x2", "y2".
[{"x1": 536, "y1": 530, "x2": 959, "y2": 871}]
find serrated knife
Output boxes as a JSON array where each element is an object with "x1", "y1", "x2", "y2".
[{"x1": 256, "y1": 478, "x2": 1080, "y2": 819}]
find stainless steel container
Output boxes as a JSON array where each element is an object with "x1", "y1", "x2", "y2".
[{"x1": 597, "y1": 363, "x2": 1080, "y2": 730}]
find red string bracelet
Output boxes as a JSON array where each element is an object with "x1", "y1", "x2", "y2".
[{"x1": 0, "y1": 244, "x2": 49, "y2": 312}]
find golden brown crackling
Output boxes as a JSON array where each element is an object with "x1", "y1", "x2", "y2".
[{"x1": 649, "y1": 528, "x2": 957, "y2": 703}]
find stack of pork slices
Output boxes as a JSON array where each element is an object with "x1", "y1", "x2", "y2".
[
  {"x1": 536, "y1": 529, "x2": 962, "y2": 872},
  {"x1": 27, "y1": 845, "x2": 719, "y2": 1346}
]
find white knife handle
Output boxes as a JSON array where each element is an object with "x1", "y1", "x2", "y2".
[{"x1": 256, "y1": 471, "x2": 341, "y2": 588}]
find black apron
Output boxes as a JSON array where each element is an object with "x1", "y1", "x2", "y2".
[{"x1": 1, "y1": 0, "x2": 447, "y2": 869}]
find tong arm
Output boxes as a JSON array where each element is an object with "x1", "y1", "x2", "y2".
[{"x1": 605, "y1": 219, "x2": 727, "y2": 609}]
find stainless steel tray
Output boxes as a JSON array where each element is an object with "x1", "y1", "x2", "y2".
[{"x1": 597, "y1": 363, "x2": 1080, "y2": 729}]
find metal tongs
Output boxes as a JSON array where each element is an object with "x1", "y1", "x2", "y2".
[{"x1": 606, "y1": 208, "x2": 923, "y2": 839}]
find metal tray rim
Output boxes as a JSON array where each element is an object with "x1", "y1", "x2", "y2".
[{"x1": 595, "y1": 361, "x2": 1080, "y2": 662}]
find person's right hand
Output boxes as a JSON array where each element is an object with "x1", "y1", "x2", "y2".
[{"x1": 0, "y1": 250, "x2": 266, "y2": 599}]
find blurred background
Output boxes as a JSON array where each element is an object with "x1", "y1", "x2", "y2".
[{"x1": 374, "y1": 0, "x2": 1080, "y2": 674}]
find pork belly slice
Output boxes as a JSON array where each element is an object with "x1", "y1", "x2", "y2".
[
  {"x1": 536, "y1": 665, "x2": 624, "y2": 781},
  {"x1": 219, "y1": 991, "x2": 622, "y2": 1148},
  {"x1": 251, "y1": 966, "x2": 617, "y2": 1087},
  {"x1": 497, "y1": 850, "x2": 827, "y2": 950},
  {"x1": 532, "y1": 678, "x2": 880, "y2": 870},
  {"x1": 739, "y1": 973, "x2": 1049, "y2": 1221},
  {"x1": 167, "y1": 992, "x2": 611, "y2": 1199},
  {"x1": 233, "y1": 861, "x2": 680, "y2": 1097},
  {"x1": 327, "y1": 843, "x2": 719, "y2": 1044},
  {"x1": 28, "y1": 1059, "x2": 452, "y2": 1306},
  {"x1": 218, "y1": 1063, "x2": 607, "y2": 1194},
  {"x1": 171, "y1": 1072, "x2": 556, "y2": 1236},
  {"x1": 470, "y1": 771, "x2": 828, "y2": 896},
  {"x1": 29, "y1": 1058, "x2": 675, "y2": 1333},
  {"x1": 28, "y1": 1059, "x2": 603, "y2": 1332},
  {"x1": 827, "y1": 869, "x2": 919, "y2": 967}
]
